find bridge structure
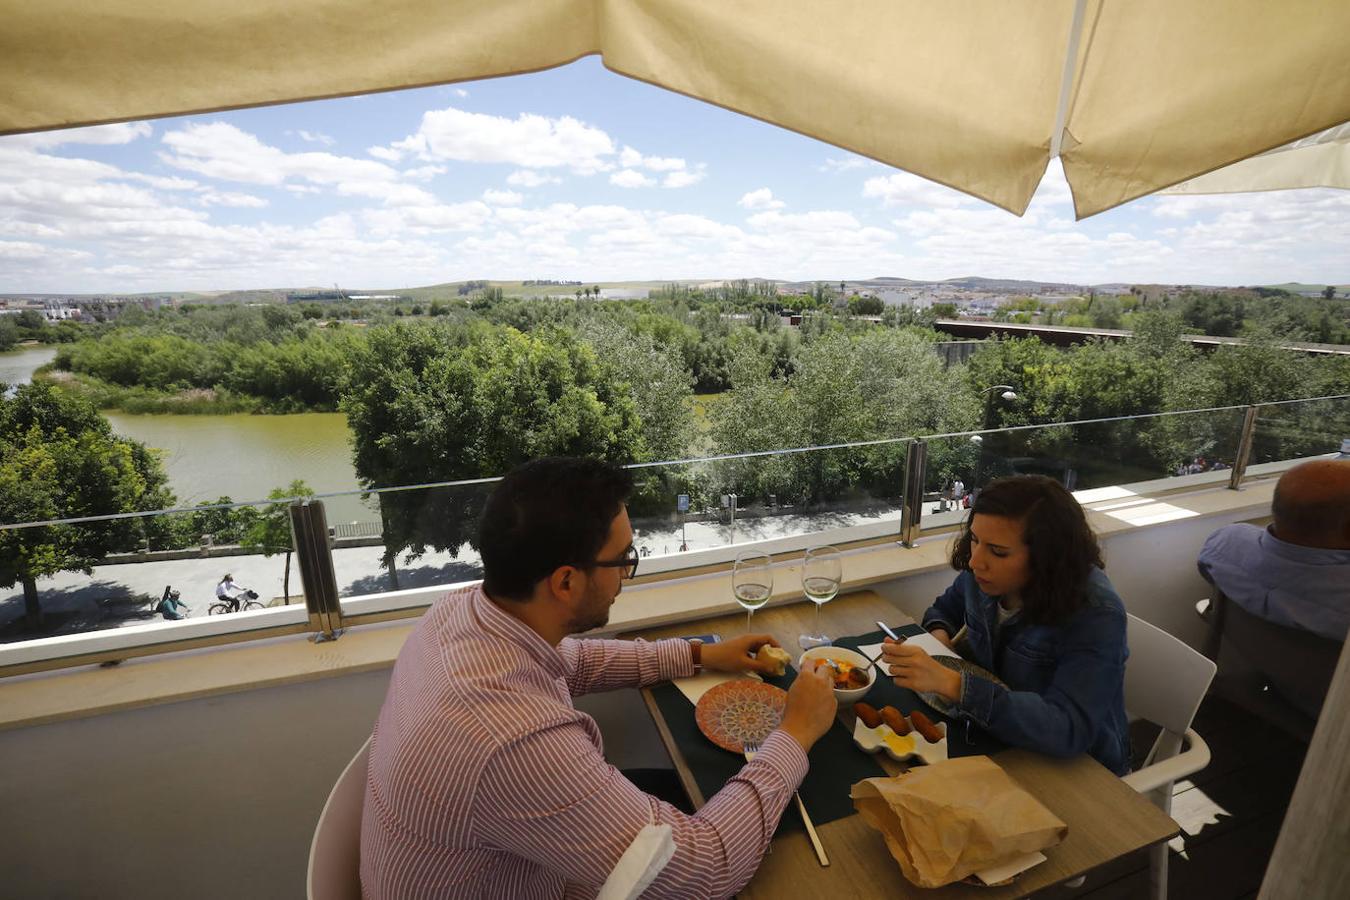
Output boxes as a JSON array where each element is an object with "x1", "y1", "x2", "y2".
[{"x1": 933, "y1": 319, "x2": 1350, "y2": 356}]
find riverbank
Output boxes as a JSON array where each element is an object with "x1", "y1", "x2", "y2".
[{"x1": 34, "y1": 367, "x2": 323, "y2": 414}]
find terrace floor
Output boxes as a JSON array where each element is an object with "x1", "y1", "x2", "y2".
[{"x1": 1039, "y1": 693, "x2": 1308, "y2": 900}]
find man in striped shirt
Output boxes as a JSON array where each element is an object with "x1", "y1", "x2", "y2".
[{"x1": 361, "y1": 457, "x2": 837, "y2": 898}]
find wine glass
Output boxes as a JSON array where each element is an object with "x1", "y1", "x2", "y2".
[
  {"x1": 798, "y1": 545, "x2": 841, "y2": 650},
  {"x1": 732, "y1": 551, "x2": 774, "y2": 632}
]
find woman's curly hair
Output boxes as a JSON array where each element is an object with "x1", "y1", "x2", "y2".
[{"x1": 950, "y1": 475, "x2": 1103, "y2": 625}]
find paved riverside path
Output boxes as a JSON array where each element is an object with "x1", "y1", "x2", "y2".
[{"x1": 1, "y1": 503, "x2": 955, "y2": 639}]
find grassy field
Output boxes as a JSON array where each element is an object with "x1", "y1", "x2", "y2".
[{"x1": 1262, "y1": 283, "x2": 1350, "y2": 295}]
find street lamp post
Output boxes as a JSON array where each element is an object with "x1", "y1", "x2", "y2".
[{"x1": 973, "y1": 385, "x2": 1018, "y2": 492}]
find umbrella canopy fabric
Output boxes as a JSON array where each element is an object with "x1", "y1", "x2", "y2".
[
  {"x1": 1163, "y1": 123, "x2": 1350, "y2": 196},
  {"x1": 3, "y1": 0, "x2": 1348, "y2": 218}
]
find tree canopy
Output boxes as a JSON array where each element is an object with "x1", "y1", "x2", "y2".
[{"x1": 0, "y1": 382, "x2": 174, "y2": 626}]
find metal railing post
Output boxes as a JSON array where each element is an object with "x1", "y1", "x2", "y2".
[
  {"x1": 290, "y1": 499, "x2": 343, "y2": 641},
  {"x1": 1228, "y1": 405, "x2": 1260, "y2": 490},
  {"x1": 900, "y1": 439, "x2": 928, "y2": 547}
]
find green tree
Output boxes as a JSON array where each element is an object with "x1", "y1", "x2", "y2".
[
  {"x1": 0, "y1": 383, "x2": 174, "y2": 627},
  {"x1": 578, "y1": 321, "x2": 696, "y2": 461},
  {"x1": 241, "y1": 480, "x2": 314, "y2": 603},
  {"x1": 0, "y1": 315, "x2": 19, "y2": 350},
  {"x1": 341, "y1": 322, "x2": 644, "y2": 572},
  {"x1": 847, "y1": 295, "x2": 885, "y2": 316},
  {"x1": 1322, "y1": 285, "x2": 1336, "y2": 300}
]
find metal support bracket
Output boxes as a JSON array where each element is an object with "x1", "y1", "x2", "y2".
[
  {"x1": 291, "y1": 499, "x2": 344, "y2": 640},
  {"x1": 900, "y1": 439, "x2": 928, "y2": 548},
  {"x1": 1229, "y1": 406, "x2": 1260, "y2": 490}
]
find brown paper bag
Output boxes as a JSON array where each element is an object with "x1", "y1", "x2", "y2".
[{"x1": 850, "y1": 756, "x2": 1068, "y2": 888}]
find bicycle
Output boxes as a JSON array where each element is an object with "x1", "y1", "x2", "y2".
[{"x1": 208, "y1": 588, "x2": 264, "y2": 615}]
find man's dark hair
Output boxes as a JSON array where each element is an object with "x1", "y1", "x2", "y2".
[
  {"x1": 478, "y1": 457, "x2": 634, "y2": 601},
  {"x1": 950, "y1": 475, "x2": 1104, "y2": 625}
]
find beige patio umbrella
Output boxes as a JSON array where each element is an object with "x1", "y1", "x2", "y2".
[
  {"x1": 1162, "y1": 123, "x2": 1350, "y2": 196},
  {"x1": 3, "y1": 0, "x2": 1348, "y2": 218}
]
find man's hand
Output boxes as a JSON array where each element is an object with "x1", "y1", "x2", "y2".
[
  {"x1": 778, "y1": 665, "x2": 838, "y2": 752},
  {"x1": 700, "y1": 633, "x2": 785, "y2": 675},
  {"x1": 929, "y1": 628, "x2": 954, "y2": 649},
  {"x1": 880, "y1": 638, "x2": 962, "y2": 702}
]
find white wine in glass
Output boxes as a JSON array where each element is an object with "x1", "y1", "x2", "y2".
[
  {"x1": 798, "y1": 545, "x2": 842, "y2": 650},
  {"x1": 733, "y1": 551, "x2": 774, "y2": 633}
]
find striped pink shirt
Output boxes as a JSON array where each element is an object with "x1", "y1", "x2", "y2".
[{"x1": 360, "y1": 585, "x2": 808, "y2": 899}]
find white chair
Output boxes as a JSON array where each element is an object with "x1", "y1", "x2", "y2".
[
  {"x1": 307, "y1": 736, "x2": 372, "y2": 900},
  {"x1": 1119, "y1": 614, "x2": 1217, "y2": 900}
]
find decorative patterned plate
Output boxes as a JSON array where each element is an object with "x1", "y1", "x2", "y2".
[{"x1": 695, "y1": 679, "x2": 788, "y2": 753}]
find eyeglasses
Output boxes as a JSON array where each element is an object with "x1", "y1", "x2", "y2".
[{"x1": 591, "y1": 546, "x2": 640, "y2": 580}]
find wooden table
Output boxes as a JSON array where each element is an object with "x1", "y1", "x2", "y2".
[{"x1": 628, "y1": 590, "x2": 1180, "y2": 898}]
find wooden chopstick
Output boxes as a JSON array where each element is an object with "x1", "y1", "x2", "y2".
[{"x1": 794, "y1": 793, "x2": 830, "y2": 867}]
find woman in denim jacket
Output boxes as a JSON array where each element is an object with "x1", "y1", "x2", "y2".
[{"x1": 880, "y1": 475, "x2": 1131, "y2": 774}]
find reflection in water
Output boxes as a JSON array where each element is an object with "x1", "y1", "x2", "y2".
[{"x1": 104, "y1": 411, "x2": 372, "y2": 522}]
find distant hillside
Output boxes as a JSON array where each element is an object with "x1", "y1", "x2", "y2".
[{"x1": 1263, "y1": 283, "x2": 1350, "y2": 296}]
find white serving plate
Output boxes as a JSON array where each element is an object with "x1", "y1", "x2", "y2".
[{"x1": 852, "y1": 716, "x2": 949, "y2": 765}]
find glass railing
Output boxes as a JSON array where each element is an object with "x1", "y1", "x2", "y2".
[
  {"x1": 624, "y1": 441, "x2": 911, "y2": 560},
  {"x1": 3, "y1": 394, "x2": 1346, "y2": 671},
  {"x1": 1248, "y1": 394, "x2": 1350, "y2": 468},
  {"x1": 920, "y1": 405, "x2": 1250, "y2": 502},
  {"x1": 0, "y1": 497, "x2": 309, "y2": 668}
]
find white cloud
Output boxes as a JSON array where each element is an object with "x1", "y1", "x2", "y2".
[
  {"x1": 7, "y1": 122, "x2": 153, "y2": 150},
  {"x1": 123, "y1": 173, "x2": 200, "y2": 191},
  {"x1": 863, "y1": 171, "x2": 975, "y2": 208},
  {"x1": 482, "y1": 189, "x2": 524, "y2": 206},
  {"x1": 610, "y1": 169, "x2": 655, "y2": 189},
  {"x1": 821, "y1": 155, "x2": 872, "y2": 173},
  {"x1": 374, "y1": 107, "x2": 617, "y2": 174},
  {"x1": 1026, "y1": 159, "x2": 1075, "y2": 209},
  {"x1": 454, "y1": 88, "x2": 469, "y2": 98},
  {"x1": 159, "y1": 122, "x2": 444, "y2": 209},
  {"x1": 363, "y1": 201, "x2": 494, "y2": 234},
  {"x1": 663, "y1": 166, "x2": 706, "y2": 189},
  {"x1": 618, "y1": 145, "x2": 689, "y2": 172},
  {"x1": 200, "y1": 190, "x2": 268, "y2": 208},
  {"x1": 402, "y1": 165, "x2": 447, "y2": 182},
  {"x1": 507, "y1": 169, "x2": 561, "y2": 188},
  {"x1": 738, "y1": 188, "x2": 785, "y2": 211},
  {"x1": 654, "y1": 214, "x2": 744, "y2": 242},
  {"x1": 367, "y1": 146, "x2": 403, "y2": 162},
  {"x1": 295, "y1": 130, "x2": 336, "y2": 146}
]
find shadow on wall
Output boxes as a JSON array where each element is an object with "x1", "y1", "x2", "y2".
[{"x1": 0, "y1": 581, "x2": 156, "y2": 643}]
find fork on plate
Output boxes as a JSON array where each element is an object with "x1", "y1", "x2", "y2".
[{"x1": 743, "y1": 741, "x2": 830, "y2": 867}]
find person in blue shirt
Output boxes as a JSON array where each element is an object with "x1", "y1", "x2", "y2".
[
  {"x1": 1197, "y1": 459, "x2": 1350, "y2": 642},
  {"x1": 156, "y1": 585, "x2": 190, "y2": 620},
  {"x1": 880, "y1": 475, "x2": 1132, "y2": 775}
]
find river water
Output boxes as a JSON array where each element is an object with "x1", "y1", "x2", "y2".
[{"x1": 1, "y1": 346, "x2": 370, "y2": 523}]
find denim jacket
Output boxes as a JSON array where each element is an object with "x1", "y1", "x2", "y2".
[{"x1": 922, "y1": 568, "x2": 1131, "y2": 775}]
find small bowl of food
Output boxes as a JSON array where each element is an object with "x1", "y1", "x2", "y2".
[{"x1": 798, "y1": 645, "x2": 876, "y2": 705}]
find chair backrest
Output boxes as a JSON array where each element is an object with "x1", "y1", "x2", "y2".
[
  {"x1": 1124, "y1": 614, "x2": 1217, "y2": 737},
  {"x1": 307, "y1": 736, "x2": 372, "y2": 900},
  {"x1": 1218, "y1": 591, "x2": 1343, "y2": 718}
]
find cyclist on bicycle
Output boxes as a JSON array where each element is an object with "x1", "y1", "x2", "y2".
[
  {"x1": 157, "y1": 585, "x2": 190, "y2": 620},
  {"x1": 216, "y1": 573, "x2": 246, "y2": 613}
]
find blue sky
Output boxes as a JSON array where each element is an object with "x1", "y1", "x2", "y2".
[{"x1": 1, "y1": 56, "x2": 1347, "y2": 293}]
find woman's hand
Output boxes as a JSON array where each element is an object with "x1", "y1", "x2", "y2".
[
  {"x1": 880, "y1": 638, "x2": 962, "y2": 702},
  {"x1": 700, "y1": 633, "x2": 782, "y2": 675}
]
